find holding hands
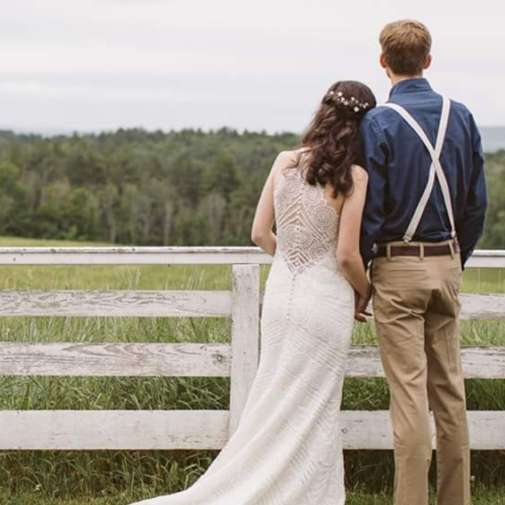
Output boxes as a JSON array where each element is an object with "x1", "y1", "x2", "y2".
[{"x1": 354, "y1": 287, "x2": 372, "y2": 323}]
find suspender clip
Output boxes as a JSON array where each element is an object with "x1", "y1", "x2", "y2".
[{"x1": 448, "y1": 241, "x2": 455, "y2": 259}]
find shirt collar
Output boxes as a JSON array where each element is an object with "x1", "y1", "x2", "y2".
[{"x1": 389, "y1": 78, "x2": 433, "y2": 98}]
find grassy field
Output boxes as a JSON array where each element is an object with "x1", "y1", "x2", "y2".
[
  {"x1": 0, "y1": 237, "x2": 504, "y2": 503},
  {"x1": 2, "y1": 487, "x2": 505, "y2": 505}
]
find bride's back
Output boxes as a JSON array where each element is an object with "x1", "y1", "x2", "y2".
[{"x1": 273, "y1": 149, "x2": 343, "y2": 276}]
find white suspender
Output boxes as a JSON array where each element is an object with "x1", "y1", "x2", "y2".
[{"x1": 379, "y1": 96, "x2": 456, "y2": 243}]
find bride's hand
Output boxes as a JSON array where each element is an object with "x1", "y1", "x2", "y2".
[{"x1": 354, "y1": 287, "x2": 372, "y2": 323}]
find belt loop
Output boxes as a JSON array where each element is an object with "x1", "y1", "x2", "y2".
[
  {"x1": 448, "y1": 240, "x2": 455, "y2": 259},
  {"x1": 419, "y1": 243, "x2": 425, "y2": 261},
  {"x1": 387, "y1": 243, "x2": 392, "y2": 261}
]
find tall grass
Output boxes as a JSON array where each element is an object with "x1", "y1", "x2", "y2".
[{"x1": 0, "y1": 238, "x2": 504, "y2": 500}]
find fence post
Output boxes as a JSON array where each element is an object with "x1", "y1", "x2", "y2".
[{"x1": 229, "y1": 264, "x2": 260, "y2": 436}]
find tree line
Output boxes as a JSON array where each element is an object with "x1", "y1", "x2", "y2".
[{"x1": 0, "y1": 128, "x2": 503, "y2": 249}]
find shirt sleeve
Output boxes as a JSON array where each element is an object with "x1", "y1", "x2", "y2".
[
  {"x1": 358, "y1": 114, "x2": 389, "y2": 268},
  {"x1": 456, "y1": 115, "x2": 488, "y2": 267}
]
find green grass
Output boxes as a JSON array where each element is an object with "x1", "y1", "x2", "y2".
[
  {"x1": 0, "y1": 236, "x2": 112, "y2": 247},
  {"x1": 463, "y1": 266, "x2": 505, "y2": 294},
  {"x1": 0, "y1": 236, "x2": 504, "y2": 502},
  {"x1": 2, "y1": 486, "x2": 505, "y2": 505}
]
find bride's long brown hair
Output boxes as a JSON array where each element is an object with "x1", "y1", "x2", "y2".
[{"x1": 300, "y1": 80, "x2": 376, "y2": 197}]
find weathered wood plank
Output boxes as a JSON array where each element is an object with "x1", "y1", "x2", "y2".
[
  {"x1": 0, "y1": 410, "x2": 502, "y2": 450},
  {"x1": 0, "y1": 247, "x2": 501, "y2": 267},
  {"x1": 345, "y1": 346, "x2": 505, "y2": 379},
  {"x1": 459, "y1": 347, "x2": 505, "y2": 378},
  {"x1": 0, "y1": 410, "x2": 230, "y2": 450},
  {"x1": 460, "y1": 293, "x2": 505, "y2": 320},
  {"x1": 0, "y1": 291, "x2": 500, "y2": 319},
  {"x1": 466, "y1": 250, "x2": 505, "y2": 269},
  {"x1": 0, "y1": 290, "x2": 232, "y2": 317},
  {"x1": 0, "y1": 343, "x2": 231, "y2": 377},
  {"x1": 341, "y1": 411, "x2": 505, "y2": 450},
  {"x1": 0, "y1": 247, "x2": 271, "y2": 265},
  {"x1": 344, "y1": 346, "x2": 385, "y2": 377},
  {"x1": 0, "y1": 344, "x2": 503, "y2": 378},
  {"x1": 229, "y1": 265, "x2": 261, "y2": 435}
]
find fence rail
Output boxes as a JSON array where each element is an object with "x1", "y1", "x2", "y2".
[
  {"x1": 0, "y1": 247, "x2": 504, "y2": 451},
  {"x1": 1, "y1": 344, "x2": 504, "y2": 379},
  {"x1": 0, "y1": 246, "x2": 503, "y2": 267}
]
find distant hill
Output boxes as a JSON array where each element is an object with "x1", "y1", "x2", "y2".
[
  {"x1": 2, "y1": 125, "x2": 505, "y2": 153},
  {"x1": 480, "y1": 127, "x2": 505, "y2": 153}
]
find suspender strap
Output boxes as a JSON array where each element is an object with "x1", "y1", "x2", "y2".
[{"x1": 380, "y1": 96, "x2": 456, "y2": 243}]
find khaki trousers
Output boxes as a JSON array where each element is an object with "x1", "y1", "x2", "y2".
[{"x1": 371, "y1": 249, "x2": 470, "y2": 505}]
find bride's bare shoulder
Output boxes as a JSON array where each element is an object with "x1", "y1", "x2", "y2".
[
  {"x1": 351, "y1": 164, "x2": 368, "y2": 186},
  {"x1": 271, "y1": 149, "x2": 300, "y2": 177},
  {"x1": 273, "y1": 149, "x2": 300, "y2": 166}
]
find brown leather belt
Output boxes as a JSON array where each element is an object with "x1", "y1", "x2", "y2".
[{"x1": 375, "y1": 242, "x2": 459, "y2": 258}]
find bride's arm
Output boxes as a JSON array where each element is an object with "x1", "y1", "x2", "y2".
[
  {"x1": 251, "y1": 156, "x2": 279, "y2": 256},
  {"x1": 336, "y1": 165, "x2": 370, "y2": 299}
]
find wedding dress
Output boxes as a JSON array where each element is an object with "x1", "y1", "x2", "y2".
[{"x1": 130, "y1": 150, "x2": 354, "y2": 505}]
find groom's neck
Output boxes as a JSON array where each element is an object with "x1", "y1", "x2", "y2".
[{"x1": 389, "y1": 73, "x2": 424, "y2": 87}]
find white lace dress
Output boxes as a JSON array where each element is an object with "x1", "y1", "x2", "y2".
[{"x1": 129, "y1": 151, "x2": 355, "y2": 505}]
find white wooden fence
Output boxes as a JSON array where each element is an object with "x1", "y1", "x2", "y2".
[{"x1": 0, "y1": 247, "x2": 504, "y2": 451}]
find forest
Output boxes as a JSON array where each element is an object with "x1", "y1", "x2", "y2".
[{"x1": 0, "y1": 128, "x2": 503, "y2": 249}]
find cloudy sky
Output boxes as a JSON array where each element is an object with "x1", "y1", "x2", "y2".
[{"x1": 0, "y1": 0, "x2": 503, "y2": 133}]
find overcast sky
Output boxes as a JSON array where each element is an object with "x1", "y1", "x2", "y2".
[{"x1": 0, "y1": 0, "x2": 503, "y2": 133}]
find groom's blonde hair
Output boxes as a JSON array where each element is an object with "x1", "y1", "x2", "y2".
[{"x1": 380, "y1": 20, "x2": 432, "y2": 76}]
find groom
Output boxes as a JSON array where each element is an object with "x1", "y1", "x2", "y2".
[{"x1": 358, "y1": 20, "x2": 487, "y2": 505}]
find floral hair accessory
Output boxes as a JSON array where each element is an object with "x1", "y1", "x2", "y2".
[{"x1": 326, "y1": 90, "x2": 370, "y2": 114}]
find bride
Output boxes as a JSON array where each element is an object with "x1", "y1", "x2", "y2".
[{"x1": 129, "y1": 80, "x2": 376, "y2": 505}]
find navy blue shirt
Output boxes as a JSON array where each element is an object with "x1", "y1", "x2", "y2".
[{"x1": 359, "y1": 78, "x2": 487, "y2": 268}]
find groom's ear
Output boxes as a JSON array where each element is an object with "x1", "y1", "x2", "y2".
[
  {"x1": 380, "y1": 54, "x2": 391, "y2": 78},
  {"x1": 423, "y1": 55, "x2": 432, "y2": 70}
]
